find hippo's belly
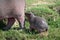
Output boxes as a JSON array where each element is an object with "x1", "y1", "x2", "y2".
[{"x1": 0, "y1": 0, "x2": 25, "y2": 20}]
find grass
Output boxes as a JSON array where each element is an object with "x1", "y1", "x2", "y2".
[
  {"x1": 0, "y1": 0, "x2": 60, "y2": 40},
  {"x1": 0, "y1": 27, "x2": 60, "y2": 40}
]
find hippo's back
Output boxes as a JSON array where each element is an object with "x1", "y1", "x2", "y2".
[
  {"x1": 33, "y1": 16, "x2": 48, "y2": 29},
  {"x1": 0, "y1": 0, "x2": 25, "y2": 19}
]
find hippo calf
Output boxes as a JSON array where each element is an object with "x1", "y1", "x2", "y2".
[
  {"x1": 0, "y1": 0, "x2": 25, "y2": 30},
  {"x1": 25, "y1": 12, "x2": 48, "y2": 36}
]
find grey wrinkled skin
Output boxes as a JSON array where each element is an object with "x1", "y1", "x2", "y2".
[
  {"x1": 0, "y1": 0, "x2": 25, "y2": 30},
  {"x1": 25, "y1": 12, "x2": 48, "y2": 33}
]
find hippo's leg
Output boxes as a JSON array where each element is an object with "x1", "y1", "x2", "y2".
[
  {"x1": 16, "y1": 15, "x2": 25, "y2": 30},
  {"x1": 3, "y1": 18, "x2": 15, "y2": 30},
  {"x1": 30, "y1": 25, "x2": 34, "y2": 31},
  {"x1": 38, "y1": 28, "x2": 48, "y2": 33}
]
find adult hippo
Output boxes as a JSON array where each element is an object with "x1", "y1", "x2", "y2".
[{"x1": 0, "y1": 0, "x2": 25, "y2": 30}]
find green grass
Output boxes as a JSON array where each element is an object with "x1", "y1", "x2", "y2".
[
  {"x1": 0, "y1": 0, "x2": 60, "y2": 40},
  {"x1": 0, "y1": 27, "x2": 60, "y2": 40}
]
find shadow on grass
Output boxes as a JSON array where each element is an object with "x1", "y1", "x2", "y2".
[
  {"x1": 13, "y1": 27, "x2": 39, "y2": 34},
  {"x1": 0, "y1": 20, "x2": 6, "y2": 30},
  {"x1": 0, "y1": 22, "x2": 39, "y2": 34},
  {"x1": 23, "y1": 28, "x2": 39, "y2": 34}
]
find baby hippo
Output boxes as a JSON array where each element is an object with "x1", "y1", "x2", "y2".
[{"x1": 25, "y1": 12, "x2": 48, "y2": 36}]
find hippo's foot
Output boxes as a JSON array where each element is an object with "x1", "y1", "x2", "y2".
[{"x1": 17, "y1": 27, "x2": 26, "y2": 30}]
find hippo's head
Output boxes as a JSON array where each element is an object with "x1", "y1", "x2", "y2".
[{"x1": 25, "y1": 12, "x2": 35, "y2": 18}]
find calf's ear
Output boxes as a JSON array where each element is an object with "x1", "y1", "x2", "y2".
[{"x1": 25, "y1": 12, "x2": 31, "y2": 17}]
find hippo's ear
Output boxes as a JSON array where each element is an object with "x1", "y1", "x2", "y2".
[{"x1": 25, "y1": 12, "x2": 31, "y2": 17}]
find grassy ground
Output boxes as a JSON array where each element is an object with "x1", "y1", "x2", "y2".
[{"x1": 0, "y1": 0, "x2": 60, "y2": 40}]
